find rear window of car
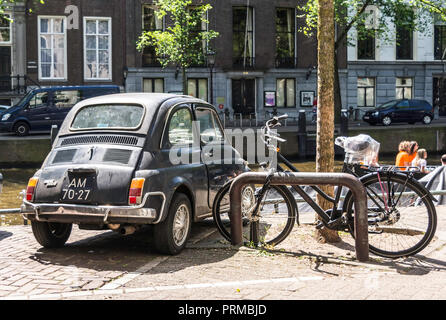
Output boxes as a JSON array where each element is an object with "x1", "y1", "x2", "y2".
[{"x1": 71, "y1": 104, "x2": 145, "y2": 130}]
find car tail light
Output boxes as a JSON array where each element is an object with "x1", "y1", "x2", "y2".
[
  {"x1": 129, "y1": 178, "x2": 145, "y2": 205},
  {"x1": 26, "y1": 177, "x2": 39, "y2": 202}
]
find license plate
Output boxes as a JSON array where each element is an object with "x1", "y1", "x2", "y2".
[
  {"x1": 61, "y1": 174, "x2": 95, "y2": 203},
  {"x1": 363, "y1": 116, "x2": 369, "y2": 119}
]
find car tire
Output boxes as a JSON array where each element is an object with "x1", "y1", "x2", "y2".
[
  {"x1": 13, "y1": 122, "x2": 30, "y2": 136},
  {"x1": 422, "y1": 115, "x2": 432, "y2": 125},
  {"x1": 31, "y1": 221, "x2": 72, "y2": 248},
  {"x1": 153, "y1": 193, "x2": 192, "y2": 255},
  {"x1": 382, "y1": 116, "x2": 392, "y2": 126}
]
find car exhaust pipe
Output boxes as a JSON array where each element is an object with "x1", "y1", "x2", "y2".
[
  {"x1": 119, "y1": 225, "x2": 137, "y2": 235},
  {"x1": 108, "y1": 224, "x2": 121, "y2": 231}
]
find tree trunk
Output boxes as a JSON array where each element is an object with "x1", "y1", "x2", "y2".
[{"x1": 314, "y1": 0, "x2": 341, "y2": 243}]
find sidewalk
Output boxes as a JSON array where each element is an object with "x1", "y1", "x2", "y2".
[{"x1": 0, "y1": 206, "x2": 445, "y2": 300}]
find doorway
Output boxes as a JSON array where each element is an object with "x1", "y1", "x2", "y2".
[
  {"x1": 433, "y1": 76, "x2": 446, "y2": 116},
  {"x1": 0, "y1": 46, "x2": 11, "y2": 92},
  {"x1": 232, "y1": 78, "x2": 255, "y2": 117}
]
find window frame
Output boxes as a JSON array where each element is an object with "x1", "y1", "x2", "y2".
[
  {"x1": 275, "y1": 7, "x2": 296, "y2": 68},
  {"x1": 434, "y1": 25, "x2": 446, "y2": 60},
  {"x1": 141, "y1": 4, "x2": 165, "y2": 67},
  {"x1": 162, "y1": 105, "x2": 195, "y2": 148},
  {"x1": 0, "y1": 14, "x2": 12, "y2": 44},
  {"x1": 38, "y1": 16, "x2": 68, "y2": 80},
  {"x1": 357, "y1": 77, "x2": 376, "y2": 108},
  {"x1": 194, "y1": 106, "x2": 225, "y2": 145},
  {"x1": 83, "y1": 17, "x2": 113, "y2": 81},
  {"x1": 187, "y1": 78, "x2": 209, "y2": 102},
  {"x1": 395, "y1": 25, "x2": 413, "y2": 60},
  {"x1": 232, "y1": 6, "x2": 255, "y2": 67},
  {"x1": 395, "y1": 77, "x2": 413, "y2": 100},
  {"x1": 143, "y1": 78, "x2": 164, "y2": 93},
  {"x1": 275, "y1": 78, "x2": 296, "y2": 108}
]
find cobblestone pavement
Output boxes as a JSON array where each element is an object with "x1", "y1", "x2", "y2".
[{"x1": 0, "y1": 206, "x2": 445, "y2": 300}]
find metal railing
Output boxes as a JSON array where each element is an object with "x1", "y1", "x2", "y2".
[
  {"x1": 228, "y1": 171, "x2": 370, "y2": 262},
  {"x1": 0, "y1": 75, "x2": 40, "y2": 94}
]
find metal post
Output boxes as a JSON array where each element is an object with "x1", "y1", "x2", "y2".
[
  {"x1": 0, "y1": 173, "x2": 3, "y2": 194},
  {"x1": 297, "y1": 110, "x2": 307, "y2": 160},
  {"x1": 229, "y1": 171, "x2": 369, "y2": 262}
]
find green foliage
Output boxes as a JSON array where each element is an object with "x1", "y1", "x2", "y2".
[
  {"x1": 0, "y1": 0, "x2": 45, "y2": 18},
  {"x1": 137, "y1": 0, "x2": 219, "y2": 69},
  {"x1": 298, "y1": 0, "x2": 446, "y2": 47}
]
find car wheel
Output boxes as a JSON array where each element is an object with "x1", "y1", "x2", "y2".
[
  {"x1": 153, "y1": 193, "x2": 192, "y2": 255},
  {"x1": 13, "y1": 122, "x2": 30, "y2": 136},
  {"x1": 422, "y1": 115, "x2": 432, "y2": 125},
  {"x1": 31, "y1": 221, "x2": 72, "y2": 248},
  {"x1": 382, "y1": 116, "x2": 392, "y2": 126}
]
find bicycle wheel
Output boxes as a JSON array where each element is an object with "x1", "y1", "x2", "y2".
[
  {"x1": 212, "y1": 181, "x2": 296, "y2": 246},
  {"x1": 344, "y1": 173, "x2": 437, "y2": 258}
]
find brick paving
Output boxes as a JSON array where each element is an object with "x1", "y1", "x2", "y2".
[{"x1": 0, "y1": 206, "x2": 445, "y2": 300}]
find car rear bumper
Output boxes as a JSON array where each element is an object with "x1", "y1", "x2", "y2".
[{"x1": 21, "y1": 192, "x2": 165, "y2": 225}]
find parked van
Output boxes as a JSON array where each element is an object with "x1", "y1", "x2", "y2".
[{"x1": 0, "y1": 85, "x2": 120, "y2": 136}]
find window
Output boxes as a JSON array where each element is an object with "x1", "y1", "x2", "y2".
[
  {"x1": 143, "y1": 78, "x2": 164, "y2": 93},
  {"x1": 142, "y1": 5, "x2": 164, "y2": 67},
  {"x1": 275, "y1": 8, "x2": 295, "y2": 68},
  {"x1": 357, "y1": 78, "x2": 375, "y2": 107},
  {"x1": 168, "y1": 108, "x2": 193, "y2": 145},
  {"x1": 276, "y1": 78, "x2": 295, "y2": 107},
  {"x1": 195, "y1": 108, "x2": 224, "y2": 144},
  {"x1": 233, "y1": 7, "x2": 254, "y2": 67},
  {"x1": 54, "y1": 90, "x2": 81, "y2": 108},
  {"x1": 434, "y1": 25, "x2": 446, "y2": 60},
  {"x1": 187, "y1": 78, "x2": 208, "y2": 101},
  {"x1": 28, "y1": 92, "x2": 49, "y2": 109},
  {"x1": 84, "y1": 18, "x2": 112, "y2": 80},
  {"x1": 0, "y1": 14, "x2": 11, "y2": 43},
  {"x1": 357, "y1": 8, "x2": 375, "y2": 60},
  {"x1": 396, "y1": 78, "x2": 412, "y2": 99},
  {"x1": 395, "y1": 11, "x2": 414, "y2": 60},
  {"x1": 71, "y1": 104, "x2": 145, "y2": 130},
  {"x1": 38, "y1": 17, "x2": 66, "y2": 79}
]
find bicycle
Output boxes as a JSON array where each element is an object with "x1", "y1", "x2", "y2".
[{"x1": 212, "y1": 116, "x2": 437, "y2": 258}]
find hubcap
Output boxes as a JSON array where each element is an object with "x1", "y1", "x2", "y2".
[
  {"x1": 423, "y1": 116, "x2": 431, "y2": 124},
  {"x1": 173, "y1": 204, "x2": 190, "y2": 246},
  {"x1": 383, "y1": 117, "x2": 391, "y2": 125}
]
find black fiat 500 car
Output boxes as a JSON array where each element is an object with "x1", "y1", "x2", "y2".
[
  {"x1": 21, "y1": 93, "x2": 248, "y2": 254},
  {"x1": 362, "y1": 99, "x2": 434, "y2": 126}
]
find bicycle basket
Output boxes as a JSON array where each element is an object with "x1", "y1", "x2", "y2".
[{"x1": 335, "y1": 134, "x2": 380, "y2": 165}]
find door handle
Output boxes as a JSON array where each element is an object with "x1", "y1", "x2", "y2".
[{"x1": 44, "y1": 117, "x2": 51, "y2": 120}]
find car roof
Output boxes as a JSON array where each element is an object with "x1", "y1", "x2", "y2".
[{"x1": 56, "y1": 93, "x2": 212, "y2": 138}]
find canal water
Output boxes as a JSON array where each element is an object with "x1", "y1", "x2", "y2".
[{"x1": 0, "y1": 154, "x2": 442, "y2": 226}]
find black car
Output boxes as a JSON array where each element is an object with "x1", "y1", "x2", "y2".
[
  {"x1": 20, "y1": 93, "x2": 249, "y2": 254},
  {"x1": 0, "y1": 85, "x2": 120, "y2": 136},
  {"x1": 362, "y1": 99, "x2": 434, "y2": 126}
]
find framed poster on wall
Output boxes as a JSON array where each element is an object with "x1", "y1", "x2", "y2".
[
  {"x1": 264, "y1": 91, "x2": 276, "y2": 107},
  {"x1": 300, "y1": 91, "x2": 315, "y2": 107}
]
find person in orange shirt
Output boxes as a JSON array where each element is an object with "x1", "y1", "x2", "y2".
[
  {"x1": 395, "y1": 141, "x2": 411, "y2": 169},
  {"x1": 407, "y1": 141, "x2": 419, "y2": 164}
]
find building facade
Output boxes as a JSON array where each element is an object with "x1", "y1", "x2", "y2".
[
  {"x1": 124, "y1": 0, "x2": 348, "y2": 121},
  {"x1": 24, "y1": 0, "x2": 126, "y2": 90},
  {"x1": 0, "y1": 2, "x2": 27, "y2": 105},
  {"x1": 347, "y1": 7, "x2": 446, "y2": 118}
]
